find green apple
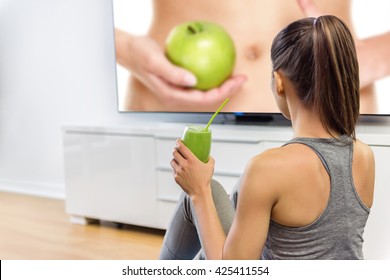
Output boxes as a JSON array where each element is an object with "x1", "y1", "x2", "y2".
[{"x1": 165, "y1": 21, "x2": 236, "y2": 90}]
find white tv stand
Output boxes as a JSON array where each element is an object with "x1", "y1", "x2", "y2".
[{"x1": 63, "y1": 121, "x2": 390, "y2": 259}]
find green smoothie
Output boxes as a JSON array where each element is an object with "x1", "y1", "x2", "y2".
[
  {"x1": 182, "y1": 126, "x2": 211, "y2": 163},
  {"x1": 181, "y1": 98, "x2": 229, "y2": 163}
]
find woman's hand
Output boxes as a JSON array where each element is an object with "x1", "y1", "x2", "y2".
[
  {"x1": 297, "y1": 0, "x2": 390, "y2": 89},
  {"x1": 115, "y1": 30, "x2": 247, "y2": 108},
  {"x1": 170, "y1": 140, "x2": 215, "y2": 199}
]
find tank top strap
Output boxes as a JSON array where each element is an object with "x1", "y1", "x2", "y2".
[
  {"x1": 283, "y1": 138, "x2": 332, "y2": 175},
  {"x1": 282, "y1": 135, "x2": 353, "y2": 174}
]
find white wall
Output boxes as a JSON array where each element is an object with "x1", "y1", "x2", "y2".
[{"x1": 0, "y1": 0, "x2": 210, "y2": 198}]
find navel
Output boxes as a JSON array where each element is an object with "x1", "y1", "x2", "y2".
[{"x1": 245, "y1": 45, "x2": 261, "y2": 61}]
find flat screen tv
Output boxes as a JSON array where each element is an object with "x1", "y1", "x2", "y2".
[{"x1": 112, "y1": 0, "x2": 390, "y2": 122}]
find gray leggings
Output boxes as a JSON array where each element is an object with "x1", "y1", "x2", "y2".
[{"x1": 159, "y1": 179, "x2": 238, "y2": 260}]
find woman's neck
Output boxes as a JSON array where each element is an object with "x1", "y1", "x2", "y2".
[{"x1": 290, "y1": 106, "x2": 340, "y2": 139}]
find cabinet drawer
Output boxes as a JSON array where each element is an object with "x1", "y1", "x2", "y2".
[
  {"x1": 156, "y1": 170, "x2": 182, "y2": 202},
  {"x1": 212, "y1": 140, "x2": 284, "y2": 174},
  {"x1": 156, "y1": 138, "x2": 177, "y2": 168},
  {"x1": 64, "y1": 132, "x2": 157, "y2": 227}
]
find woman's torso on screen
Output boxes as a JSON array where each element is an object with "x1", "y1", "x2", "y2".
[{"x1": 126, "y1": 0, "x2": 375, "y2": 112}]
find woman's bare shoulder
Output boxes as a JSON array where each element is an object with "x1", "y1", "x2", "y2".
[
  {"x1": 237, "y1": 145, "x2": 311, "y2": 208},
  {"x1": 244, "y1": 145, "x2": 306, "y2": 184},
  {"x1": 355, "y1": 139, "x2": 374, "y2": 159},
  {"x1": 353, "y1": 139, "x2": 375, "y2": 179},
  {"x1": 249, "y1": 144, "x2": 315, "y2": 169},
  {"x1": 353, "y1": 139, "x2": 375, "y2": 208}
]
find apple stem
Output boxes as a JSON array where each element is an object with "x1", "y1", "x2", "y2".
[{"x1": 188, "y1": 25, "x2": 197, "y2": 34}]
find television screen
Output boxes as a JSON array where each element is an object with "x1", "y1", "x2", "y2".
[{"x1": 112, "y1": 0, "x2": 390, "y2": 116}]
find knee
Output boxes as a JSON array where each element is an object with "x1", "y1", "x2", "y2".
[
  {"x1": 210, "y1": 179, "x2": 228, "y2": 198},
  {"x1": 178, "y1": 180, "x2": 227, "y2": 220},
  {"x1": 179, "y1": 179, "x2": 226, "y2": 203}
]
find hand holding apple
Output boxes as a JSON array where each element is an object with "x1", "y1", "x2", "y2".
[
  {"x1": 165, "y1": 21, "x2": 236, "y2": 90},
  {"x1": 115, "y1": 29, "x2": 245, "y2": 109}
]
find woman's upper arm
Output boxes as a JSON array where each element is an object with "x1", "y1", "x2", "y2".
[{"x1": 222, "y1": 151, "x2": 282, "y2": 259}]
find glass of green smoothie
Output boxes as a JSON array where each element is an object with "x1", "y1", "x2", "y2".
[
  {"x1": 181, "y1": 98, "x2": 229, "y2": 163},
  {"x1": 182, "y1": 126, "x2": 212, "y2": 163}
]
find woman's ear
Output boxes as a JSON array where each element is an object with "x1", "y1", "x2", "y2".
[{"x1": 273, "y1": 71, "x2": 285, "y2": 97}]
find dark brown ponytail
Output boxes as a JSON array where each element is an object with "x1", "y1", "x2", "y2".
[{"x1": 271, "y1": 16, "x2": 359, "y2": 139}]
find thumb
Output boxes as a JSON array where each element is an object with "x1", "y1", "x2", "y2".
[
  {"x1": 297, "y1": 0, "x2": 322, "y2": 18},
  {"x1": 150, "y1": 53, "x2": 197, "y2": 87}
]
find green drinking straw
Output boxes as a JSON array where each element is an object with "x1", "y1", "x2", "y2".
[{"x1": 204, "y1": 98, "x2": 230, "y2": 131}]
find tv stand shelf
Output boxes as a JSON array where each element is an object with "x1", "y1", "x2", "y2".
[{"x1": 63, "y1": 121, "x2": 390, "y2": 259}]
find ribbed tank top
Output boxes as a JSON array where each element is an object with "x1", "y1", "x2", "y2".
[{"x1": 261, "y1": 135, "x2": 370, "y2": 260}]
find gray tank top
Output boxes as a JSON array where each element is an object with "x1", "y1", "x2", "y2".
[{"x1": 261, "y1": 135, "x2": 370, "y2": 260}]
